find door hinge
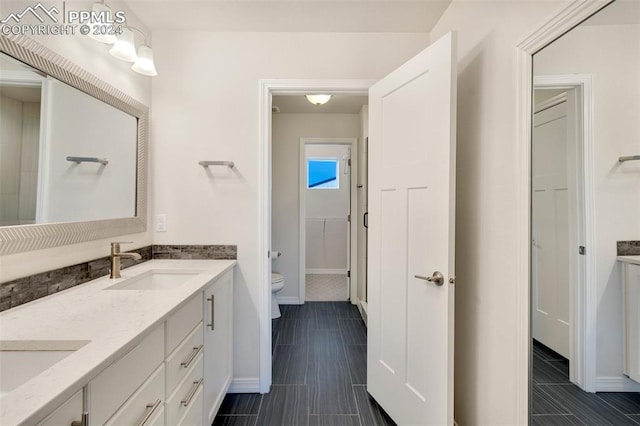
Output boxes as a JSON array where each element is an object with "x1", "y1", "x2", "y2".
[
  {"x1": 579, "y1": 246, "x2": 586, "y2": 255},
  {"x1": 347, "y1": 270, "x2": 351, "y2": 278},
  {"x1": 348, "y1": 159, "x2": 351, "y2": 167},
  {"x1": 347, "y1": 214, "x2": 351, "y2": 223}
]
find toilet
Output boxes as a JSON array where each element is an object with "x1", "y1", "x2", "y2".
[{"x1": 271, "y1": 272, "x2": 285, "y2": 319}]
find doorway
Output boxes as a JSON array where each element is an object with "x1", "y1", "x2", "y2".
[
  {"x1": 300, "y1": 139, "x2": 356, "y2": 302},
  {"x1": 531, "y1": 80, "x2": 592, "y2": 392},
  {"x1": 259, "y1": 82, "x2": 371, "y2": 392}
]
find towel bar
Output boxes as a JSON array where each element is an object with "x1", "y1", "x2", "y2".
[
  {"x1": 66, "y1": 156, "x2": 108, "y2": 165},
  {"x1": 199, "y1": 161, "x2": 234, "y2": 168}
]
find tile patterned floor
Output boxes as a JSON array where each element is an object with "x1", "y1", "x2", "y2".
[
  {"x1": 532, "y1": 340, "x2": 640, "y2": 425},
  {"x1": 305, "y1": 274, "x2": 349, "y2": 302},
  {"x1": 213, "y1": 302, "x2": 395, "y2": 426}
]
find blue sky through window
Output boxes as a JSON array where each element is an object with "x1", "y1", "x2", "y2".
[{"x1": 307, "y1": 159, "x2": 339, "y2": 189}]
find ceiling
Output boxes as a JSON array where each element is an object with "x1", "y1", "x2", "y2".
[
  {"x1": 273, "y1": 94, "x2": 368, "y2": 113},
  {"x1": 125, "y1": 1, "x2": 451, "y2": 32}
]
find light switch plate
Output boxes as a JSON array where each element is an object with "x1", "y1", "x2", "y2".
[{"x1": 155, "y1": 214, "x2": 167, "y2": 232}]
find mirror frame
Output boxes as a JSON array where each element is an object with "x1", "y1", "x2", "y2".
[{"x1": 0, "y1": 34, "x2": 148, "y2": 255}]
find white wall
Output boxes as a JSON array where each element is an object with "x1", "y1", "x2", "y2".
[
  {"x1": 534, "y1": 23, "x2": 640, "y2": 383},
  {"x1": 151, "y1": 32, "x2": 429, "y2": 384},
  {"x1": 428, "y1": 1, "x2": 569, "y2": 424},
  {"x1": 272, "y1": 114, "x2": 359, "y2": 302},
  {"x1": 0, "y1": 1, "x2": 152, "y2": 282},
  {"x1": 305, "y1": 144, "x2": 350, "y2": 273}
]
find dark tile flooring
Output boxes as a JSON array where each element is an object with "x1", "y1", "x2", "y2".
[
  {"x1": 532, "y1": 340, "x2": 640, "y2": 425},
  {"x1": 213, "y1": 302, "x2": 395, "y2": 426}
]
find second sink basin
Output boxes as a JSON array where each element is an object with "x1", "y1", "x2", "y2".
[
  {"x1": 0, "y1": 340, "x2": 90, "y2": 397},
  {"x1": 105, "y1": 269, "x2": 203, "y2": 291}
]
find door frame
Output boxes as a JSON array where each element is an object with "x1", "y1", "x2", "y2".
[
  {"x1": 514, "y1": 0, "x2": 613, "y2": 421},
  {"x1": 532, "y1": 75, "x2": 595, "y2": 391},
  {"x1": 299, "y1": 137, "x2": 358, "y2": 304},
  {"x1": 258, "y1": 79, "x2": 373, "y2": 392}
]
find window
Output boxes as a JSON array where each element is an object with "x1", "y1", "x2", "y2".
[{"x1": 307, "y1": 158, "x2": 339, "y2": 189}]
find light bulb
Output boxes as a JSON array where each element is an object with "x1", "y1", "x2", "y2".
[
  {"x1": 132, "y1": 45, "x2": 158, "y2": 76},
  {"x1": 109, "y1": 27, "x2": 137, "y2": 62}
]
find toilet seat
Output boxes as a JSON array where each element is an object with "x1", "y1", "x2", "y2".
[
  {"x1": 271, "y1": 272, "x2": 285, "y2": 319},
  {"x1": 271, "y1": 273, "x2": 284, "y2": 292}
]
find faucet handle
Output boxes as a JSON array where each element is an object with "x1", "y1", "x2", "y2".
[{"x1": 110, "y1": 241, "x2": 133, "y2": 252}]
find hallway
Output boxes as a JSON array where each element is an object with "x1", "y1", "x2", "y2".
[{"x1": 213, "y1": 302, "x2": 395, "y2": 425}]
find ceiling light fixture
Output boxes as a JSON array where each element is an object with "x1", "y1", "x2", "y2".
[{"x1": 305, "y1": 94, "x2": 332, "y2": 105}]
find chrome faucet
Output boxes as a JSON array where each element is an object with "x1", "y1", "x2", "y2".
[{"x1": 110, "y1": 242, "x2": 142, "y2": 279}]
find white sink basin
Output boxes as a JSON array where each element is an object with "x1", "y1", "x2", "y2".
[
  {"x1": 106, "y1": 269, "x2": 203, "y2": 291},
  {"x1": 0, "y1": 340, "x2": 90, "y2": 397}
]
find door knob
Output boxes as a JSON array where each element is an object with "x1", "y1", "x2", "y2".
[{"x1": 415, "y1": 271, "x2": 445, "y2": 286}]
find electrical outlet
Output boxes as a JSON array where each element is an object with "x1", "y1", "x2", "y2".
[{"x1": 155, "y1": 214, "x2": 167, "y2": 232}]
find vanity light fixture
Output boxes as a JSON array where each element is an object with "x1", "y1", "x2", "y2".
[
  {"x1": 87, "y1": 1, "x2": 117, "y2": 44},
  {"x1": 131, "y1": 45, "x2": 158, "y2": 76},
  {"x1": 305, "y1": 94, "x2": 332, "y2": 105},
  {"x1": 107, "y1": 26, "x2": 158, "y2": 76},
  {"x1": 109, "y1": 27, "x2": 137, "y2": 62}
]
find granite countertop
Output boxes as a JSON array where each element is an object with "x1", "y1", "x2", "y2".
[
  {"x1": 0, "y1": 259, "x2": 236, "y2": 425},
  {"x1": 618, "y1": 255, "x2": 640, "y2": 266}
]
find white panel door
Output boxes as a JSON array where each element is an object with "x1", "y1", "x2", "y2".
[
  {"x1": 532, "y1": 99, "x2": 571, "y2": 359},
  {"x1": 368, "y1": 32, "x2": 457, "y2": 425}
]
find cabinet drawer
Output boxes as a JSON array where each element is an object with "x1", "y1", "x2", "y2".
[
  {"x1": 177, "y1": 384, "x2": 203, "y2": 426},
  {"x1": 105, "y1": 364, "x2": 165, "y2": 426},
  {"x1": 145, "y1": 405, "x2": 165, "y2": 426},
  {"x1": 37, "y1": 389, "x2": 82, "y2": 426},
  {"x1": 166, "y1": 322, "x2": 203, "y2": 392},
  {"x1": 166, "y1": 354, "x2": 204, "y2": 426},
  {"x1": 166, "y1": 294, "x2": 203, "y2": 356},
  {"x1": 90, "y1": 325, "x2": 164, "y2": 425}
]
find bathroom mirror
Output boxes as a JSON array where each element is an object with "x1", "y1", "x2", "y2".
[
  {"x1": 0, "y1": 34, "x2": 148, "y2": 255},
  {"x1": 530, "y1": 0, "x2": 640, "y2": 422}
]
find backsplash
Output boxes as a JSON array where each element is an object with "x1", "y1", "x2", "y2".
[
  {"x1": 618, "y1": 241, "x2": 640, "y2": 256},
  {"x1": 0, "y1": 245, "x2": 237, "y2": 312},
  {"x1": 152, "y1": 245, "x2": 237, "y2": 260}
]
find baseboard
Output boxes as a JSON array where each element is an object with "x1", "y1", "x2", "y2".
[
  {"x1": 276, "y1": 296, "x2": 301, "y2": 305},
  {"x1": 305, "y1": 269, "x2": 347, "y2": 275},
  {"x1": 228, "y1": 378, "x2": 261, "y2": 393},
  {"x1": 596, "y1": 376, "x2": 640, "y2": 392},
  {"x1": 359, "y1": 301, "x2": 368, "y2": 326}
]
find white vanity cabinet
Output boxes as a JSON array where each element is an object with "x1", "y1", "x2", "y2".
[
  {"x1": 165, "y1": 295, "x2": 204, "y2": 425},
  {"x1": 203, "y1": 269, "x2": 234, "y2": 425},
  {"x1": 623, "y1": 262, "x2": 640, "y2": 383},
  {"x1": 37, "y1": 389, "x2": 83, "y2": 426},
  {"x1": 1, "y1": 261, "x2": 236, "y2": 426},
  {"x1": 90, "y1": 325, "x2": 166, "y2": 425}
]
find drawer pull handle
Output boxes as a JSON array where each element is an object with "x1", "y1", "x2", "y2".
[
  {"x1": 136, "y1": 399, "x2": 162, "y2": 426},
  {"x1": 70, "y1": 412, "x2": 88, "y2": 426},
  {"x1": 181, "y1": 378, "x2": 203, "y2": 407},
  {"x1": 207, "y1": 295, "x2": 215, "y2": 331},
  {"x1": 180, "y1": 345, "x2": 203, "y2": 368}
]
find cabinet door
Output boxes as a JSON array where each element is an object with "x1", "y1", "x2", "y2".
[
  {"x1": 625, "y1": 264, "x2": 640, "y2": 382},
  {"x1": 37, "y1": 389, "x2": 83, "y2": 426},
  {"x1": 203, "y1": 269, "x2": 234, "y2": 425}
]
